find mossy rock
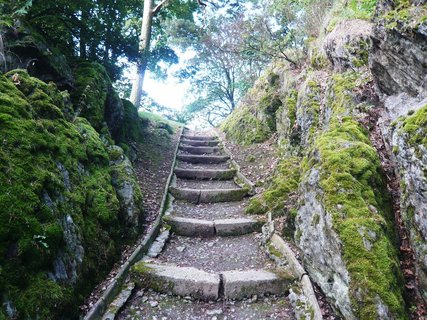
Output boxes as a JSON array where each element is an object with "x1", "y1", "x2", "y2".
[
  {"x1": 72, "y1": 62, "x2": 111, "y2": 131},
  {"x1": 308, "y1": 116, "x2": 406, "y2": 318},
  {"x1": 0, "y1": 72, "x2": 141, "y2": 318}
]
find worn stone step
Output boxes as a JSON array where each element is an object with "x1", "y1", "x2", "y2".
[
  {"x1": 172, "y1": 200, "x2": 249, "y2": 220},
  {"x1": 222, "y1": 269, "x2": 294, "y2": 300},
  {"x1": 177, "y1": 154, "x2": 230, "y2": 164},
  {"x1": 169, "y1": 187, "x2": 248, "y2": 203},
  {"x1": 118, "y1": 288, "x2": 296, "y2": 319},
  {"x1": 130, "y1": 262, "x2": 293, "y2": 301},
  {"x1": 176, "y1": 179, "x2": 239, "y2": 190},
  {"x1": 174, "y1": 168, "x2": 236, "y2": 180},
  {"x1": 179, "y1": 145, "x2": 220, "y2": 154},
  {"x1": 131, "y1": 263, "x2": 220, "y2": 301},
  {"x1": 181, "y1": 139, "x2": 219, "y2": 147},
  {"x1": 165, "y1": 216, "x2": 263, "y2": 237},
  {"x1": 154, "y1": 234, "x2": 273, "y2": 273},
  {"x1": 182, "y1": 135, "x2": 218, "y2": 141}
]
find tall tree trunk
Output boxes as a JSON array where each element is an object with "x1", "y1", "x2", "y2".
[
  {"x1": 79, "y1": 11, "x2": 88, "y2": 58},
  {"x1": 130, "y1": 0, "x2": 154, "y2": 108}
]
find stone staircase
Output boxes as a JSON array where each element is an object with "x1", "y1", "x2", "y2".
[{"x1": 117, "y1": 130, "x2": 298, "y2": 318}]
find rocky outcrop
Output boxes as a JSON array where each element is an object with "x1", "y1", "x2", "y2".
[
  {"x1": 0, "y1": 69, "x2": 143, "y2": 318},
  {"x1": 368, "y1": 0, "x2": 427, "y2": 306},
  {"x1": 324, "y1": 19, "x2": 373, "y2": 71},
  {"x1": 370, "y1": 1, "x2": 427, "y2": 97},
  {"x1": 1, "y1": 23, "x2": 74, "y2": 89},
  {"x1": 389, "y1": 105, "x2": 427, "y2": 301}
]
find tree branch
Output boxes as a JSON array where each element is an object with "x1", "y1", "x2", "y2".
[{"x1": 152, "y1": 0, "x2": 169, "y2": 15}]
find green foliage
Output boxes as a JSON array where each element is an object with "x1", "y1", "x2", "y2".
[
  {"x1": 0, "y1": 0, "x2": 33, "y2": 27},
  {"x1": 327, "y1": 0, "x2": 378, "y2": 32},
  {"x1": 0, "y1": 71, "x2": 140, "y2": 318}
]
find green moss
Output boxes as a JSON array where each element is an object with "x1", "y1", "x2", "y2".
[
  {"x1": 309, "y1": 117, "x2": 406, "y2": 318},
  {"x1": 221, "y1": 106, "x2": 272, "y2": 145},
  {"x1": 72, "y1": 62, "x2": 110, "y2": 131},
  {"x1": 245, "y1": 197, "x2": 268, "y2": 215},
  {"x1": 246, "y1": 154, "x2": 256, "y2": 162},
  {"x1": 221, "y1": 70, "x2": 282, "y2": 145},
  {"x1": 248, "y1": 156, "x2": 300, "y2": 222},
  {"x1": 286, "y1": 90, "x2": 298, "y2": 129},
  {"x1": 0, "y1": 71, "x2": 141, "y2": 318},
  {"x1": 310, "y1": 48, "x2": 328, "y2": 70},
  {"x1": 268, "y1": 243, "x2": 284, "y2": 259},
  {"x1": 400, "y1": 104, "x2": 427, "y2": 156}
]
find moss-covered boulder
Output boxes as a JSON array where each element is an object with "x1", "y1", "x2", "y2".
[
  {"x1": 2, "y1": 24, "x2": 73, "y2": 89},
  {"x1": 0, "y1": 71, "x2": 142, "y2": 319},
  {"x1": 221, "y1": 70, "x2": 282, "y2": 145},
  {"x1": 297, "y1": 117, "x2": 405, "y2": 319},
  {"x1": 72, "y1": 62, "x2": 125, "y2": 140}
]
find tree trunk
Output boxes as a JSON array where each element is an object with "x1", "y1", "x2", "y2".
[{"x1": 130, "y1": 0, "x2": 154, "y2": 107}]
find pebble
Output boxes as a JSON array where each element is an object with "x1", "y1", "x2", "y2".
[
  {"x1": 176, "y1": 246, "x2": 186, "y2": 252},
  {"x1": 207, "y1": 309, "x2": 223, "y2": 315},
  {"x1": 149, "y1": 300, "x2": 159, "y2": 307}
]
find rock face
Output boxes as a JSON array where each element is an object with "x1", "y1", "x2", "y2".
[
  {"x1": 1, "y1": 24, "x2": 74, "y2": 89},
  {"x1": 390, "y1": 106, "x2": 427, "y2": 301},
  {"x1": 296, "y1": 168, "x2": 354, "y2": 319},
  {"x1": 370, "y1": 1, "x2": 427, "y2": 97},
  {"x1": 324, "y1": 19, "x2": 373, "y2": 71},
  {"x1": 369, "y1": 0, "x2": 427, "y2": 304}
]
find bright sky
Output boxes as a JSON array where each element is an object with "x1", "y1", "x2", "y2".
[
  {"x1": 144, "y1": 72, "x2": 189, "y2": 110},
  {"x1": 127, "y1": 49, "x2": 196, "y2": 111}
]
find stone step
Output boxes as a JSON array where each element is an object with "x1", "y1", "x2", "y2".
[
  {"x1": 178, "y1": 145, "x2": 220, "y2": 155},
  {"x1": 131, "y1": 263, "x2": 220, "y2": 301},
  {"x1": 222, "y1": 269, "x2": 294, "y2": 299},
  {"x1": 182, "y1": 135, "x2": 218, "y2": 141},
  {"x1": 165, "y1": 216, "x2": 263, "y2": 237},
  {"x1": 181, "y1": 139, "x2": 219, "y2": 147},
  {"x1": 176, "y1": 179, "x2": 239, "y2": 190},
  {"x1": 154, "y1": 233, "x2": 273, "y2": 273},
  {"x1": 174, "y1": 168, "x2": 237, "y2": 180},
  {"x1": 130, "y1": 262, "x2": 294, "y2": 301},
  {"x1": 169, "y1": 187, "x2": 248, "y2": 203},
  {"x1": 172, "y1": 200, "x2": 249, "y2": 220},
  {"x1": 177, "y1": 154, "x2": 230, "y2": 164}
]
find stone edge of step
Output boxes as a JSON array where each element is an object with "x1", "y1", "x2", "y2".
[
  {"x1": 129, "y1": 262, "x2": 296, "y2": 301},
  {"x1": 176, "y1": 154, "x2": 230, "y2": 164},
  {"x1": 269, "y1": 234, "x2": 323, "y2": 320},
  {"x1": 174, "y1": 168, "x2": 237, "y2": 180},
  {"x1": 164, "y1": 216, "x2": 264, "y2": 237},
  {"x1": 169, "y1": 187, "x2": 249, "y2": 204},
  {"x1": 163, "y1": 215, "x2": 265, "y2": 238}
]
